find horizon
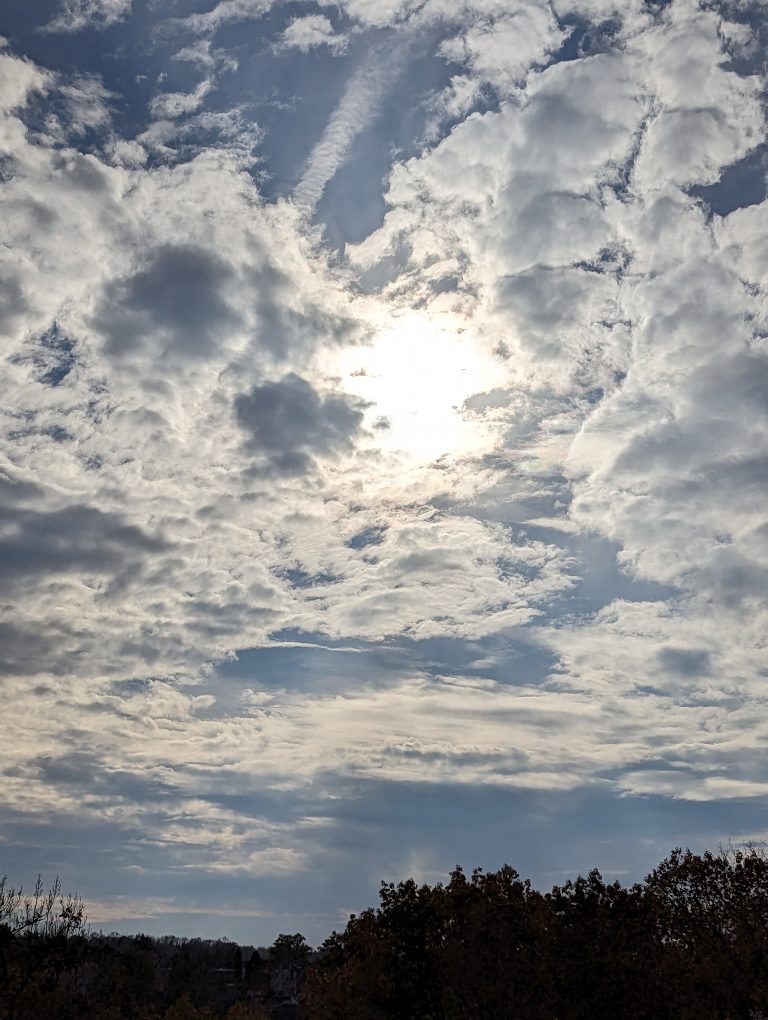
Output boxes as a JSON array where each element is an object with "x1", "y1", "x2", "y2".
[
  {"x1": 59, "y1": 840, "x2": 768, "y2": 946},
  {"x1": 1, "y1": 0, "x2": 767, "y2": 950}
]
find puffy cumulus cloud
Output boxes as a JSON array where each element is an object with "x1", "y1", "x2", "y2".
[
  {"x1": 0, "y1": 36, "x2": 574, "y2": 703},
  {"x1": 348, "y1": 47, "x2": 649, "y2": 394},
  {"x1": 437, "y1": 3, "x2": 567, "y2": 94},
  {"x1": 0, "y1": 45, "x2": 369, "y2": 688},
  {"x1": 338, "y1": 0, "x2": 768, "y2": 804},
  {"x1": 561, "y1": 20, "x2": 766, "y2": 638},
  {"x1": 349, "y1": 4, "x2": 763, "y2": 460},
  {"x1": 348, "y1": 1, "x2": 761, "y2": 384},
  {"x1": 44, "y1": 0, "x2": 132, "y2": 33},
  {"x1": 630, "y1": 3, "x2": 763, "y2": 189}
]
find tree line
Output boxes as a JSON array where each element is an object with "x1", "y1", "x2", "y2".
[{"x1": 3, "y1": 846, "x2": 768, "y2": 1018}]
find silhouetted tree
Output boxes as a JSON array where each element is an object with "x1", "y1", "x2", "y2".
[
  {"x1": 303, "y1": 847, "x2": 768, "y2": 1020},
  {"x1": 645, "y1": 846, "x2": 768, "y2": 1019},
  {"x1": 0, "y1": 875, "x2": 87, "y2": 1020},
  {"x1": 6, "y1": 847, "x2": 768, "y2": 1019}
]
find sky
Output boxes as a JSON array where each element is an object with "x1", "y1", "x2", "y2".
[{"x1": 0, "y1": 0, "x2": 767, "y2": 946}]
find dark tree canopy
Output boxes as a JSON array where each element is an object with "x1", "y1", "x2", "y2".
[
  {"x1": 5, "y1": 848, "x2": 768, "y2": 1019},
  {"x1": 302, "y1": 846, "x2": 768, "y2": 1020}
]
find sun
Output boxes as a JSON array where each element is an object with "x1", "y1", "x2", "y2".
[{"x1": 329, "y1": 310, "x2": 506, "y2": 464}]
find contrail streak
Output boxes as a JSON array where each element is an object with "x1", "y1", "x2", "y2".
[{"x1": 293, "y1": 37, "x2": 411, "y2": 215}]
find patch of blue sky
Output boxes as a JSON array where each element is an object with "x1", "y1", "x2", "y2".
[
  {"x1": 690, "y1": 143, "x2": 768, "y2": 217},
  {"x1": 215, "y1": 635, "x2": 413, "y2": 698},
  {"x1": 213, "y1": 631, "x2": 558, "y2": 697},
  {"x1": 546, "y1": 530, "x2": 678, "y2": 618},
  {"x1": 313, "y1": 35, "x2": 470, "y2": 247},
  {"x1": 3, "y1": 3, "x2": 187, "y2": 148},
  {"x1": 209, "y1": 6, "x2": 357, "y2": 188}
]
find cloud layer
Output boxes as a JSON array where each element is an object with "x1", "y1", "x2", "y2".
[{"x1": 1, "y1": 0, "x2": 767, "y2": 942}]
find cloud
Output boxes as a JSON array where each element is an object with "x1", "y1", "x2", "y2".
[
  {"x1": 172, "y1": 40, "x2": 239, "y2": 74},
  {"x1": 136, "y1": 107, "x2": 262, "y2": 164},
  {"x1": 43, "y1": 0, "x2": 132, "y2": 33},
  {"x1": 619, "y1": 772, "x2": 768, "y2": 802},
  {"x1": 3, "y1": 0, "x2": 768, "y2": 945},
  {"x1": 278, "y1": 15, "x2": 350, "y2": 55},
  {"x1": 0, "y1": 46, "x2": 372, "y2": 689},
  {"x1": 92, "y1": 244, "x2": 243, "y2": 360},
  {"x1": 293, "y1": 38, "x2": 411, "y2": 213},
  {"x1": 0, "y1": 499, "x2": 166, "y2": 592},
  {"x1": 235, "y1": 373, "x2": 366, "y2": 474},
  {"x1": 0, "y1": 49, "x2": 49, "y2": 112},
  {"x1": 56, "y1": 74, "x2": 114, "y2": 136},
  {"x1": 438, "y1": 3, "x2": 567, "y2": 94},
  {"x1": 148, "y1": 80, "x2": 213, "y2": 120},
  {"x1": 172, "y1": 0, "x2": 275, "y2": 36}
]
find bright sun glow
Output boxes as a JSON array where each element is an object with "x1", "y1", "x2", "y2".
[{"x1": 329, "y1": 311, "x2": 506, "y2": 464}]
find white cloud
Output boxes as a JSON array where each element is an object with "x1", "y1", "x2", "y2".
[
  {"x1": 44, "y1": 0, "x2": 132, "y2": 33},
  {"x1": 148, "y1": 80, "x2": 213, "y2": 120},
  {"x1": 172, "y1": 0, "x2": 275, "y2": 35},
  {"x1": 278, "y1": 15, "x2": 349, "y2": 54},
  {"x1": 438, "y1": 3, "x2": 567, "y2": 94},
  {"x1": 172, "y1": 40, "x2": 239, "y2": 75},
  {"x1": 619, "y1": 772, "x2": 768, "y2": 801},
  {"x1": 0, "y1": 50, "x2": 49, "y2": 113}
]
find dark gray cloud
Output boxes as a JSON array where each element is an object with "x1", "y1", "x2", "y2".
[
  {"x1": 19, "y1": 750, "x2": 179, "y2": 803},
  {"x1": 0, "y1": 499, "x2": 167, "y2": 593},
  {"x1": 0, "y1": 621, "x2": 59, "y2": 677},
  {"x1": 249, "y1": 260, "x2": 359, "y2": 360},
  {"x1": 93, "y1": 244, "x2": 242, "y2": 359},
  {"x1": 235, "y1": 372, "x2": 365, "y2": 473},
  {"x1": 0, "y1": 274, "x2": 28, "y2": 337},
  {"x1": 657, "y1": 646, "x2": 713, "y2": 678}
]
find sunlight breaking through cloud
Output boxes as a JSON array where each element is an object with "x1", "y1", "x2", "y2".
[{"x1": 0, "y1": 0, "x2": 767, "y2": 944}]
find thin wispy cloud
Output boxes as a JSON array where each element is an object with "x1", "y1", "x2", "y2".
[
  {"x1": 43, "y1": 0, "x2": 132, "y2": 33},
  {"x1": 293, "y1": 37, "x2": 412, "y2": 213}
]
